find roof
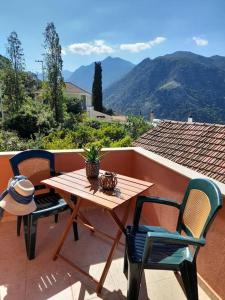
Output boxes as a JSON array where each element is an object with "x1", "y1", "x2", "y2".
[
  {"x1": 64, "y1": 82, "x2": 91, "y2": 95},
  {"x1": 134, "y1": 120, "x2": 225, "y2": 184}
]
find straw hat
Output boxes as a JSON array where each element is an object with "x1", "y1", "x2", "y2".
[{"x1": 0, "y1": 176, "x2": 36, "y2": 216}]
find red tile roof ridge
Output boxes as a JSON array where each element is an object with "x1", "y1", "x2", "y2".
[{"x1": 161, "y1": 119, "x2": 225, "y2": 128}]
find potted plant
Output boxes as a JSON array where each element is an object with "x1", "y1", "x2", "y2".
[{"x1": 81, "y1": 145, "x2": 104, "y2": 178}]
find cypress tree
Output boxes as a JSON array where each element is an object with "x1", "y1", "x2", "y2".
[
  {"x1": 92, "y1": 62, "x2": 103, "y2": 112},
  {"x1": 44, "y1": 22, "x2": 64, "y2": 123}
]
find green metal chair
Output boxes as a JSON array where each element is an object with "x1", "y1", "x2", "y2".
[
  {"x1": 10, "y1": 149, "x2": 79, "y2": 260},
  {"x1": 124, "y1": 178, "x2": 223, "y2": 300}
]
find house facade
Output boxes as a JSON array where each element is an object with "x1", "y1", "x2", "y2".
[{"x1": 64, "y1": 82, "x2": 92, "y2": 109}]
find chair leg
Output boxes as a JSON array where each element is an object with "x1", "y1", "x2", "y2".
[
  {"x1": 180, "y1": 261, "x2": 198, "y2": 300},
  {"x1": 127, "y1": 262, "x2": 143, "y2": 300},
  {"x1": 27, "y1": 216, "x2": 38, "y2": 260},
  {"x1": 23, "y1": 215, "x2": 30, "y2": 256},
  {"x1": 72, "y1": 218, "x2": 79, "y2": 241},
  {"x1": 54, "y1": 214, "x2": 59, "y2": 223},
  {"x1": 123, "y1": 249, "x2": 128, "y2": 278},
  {"x1": 17, "y1": 216, "x2": 22, "y2": 236}
]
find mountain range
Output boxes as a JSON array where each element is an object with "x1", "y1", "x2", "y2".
[
  {"x1": 103, "y1": 51, "x2": 225, "y2": 124},
  {"x1": 37, "y1": 70, "x2": 73, "y2": 81},
  {"x1": 36, "y1": 56, "x2": 134, "y2": 92},
  {"x1": 68, "y1": 56, "x2": 134, "y2": 91}
]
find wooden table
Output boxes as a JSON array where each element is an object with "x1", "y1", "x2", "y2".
[{"x1": 42, "y1": 169, "x2": 153, "y2": 294}]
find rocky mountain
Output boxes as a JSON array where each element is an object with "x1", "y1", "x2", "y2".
[
  {"x1": 68, "y1": 56, "x2": 134, "y2": 91},
  {"x1": 62, "y1": 70, "x2": 73, "y2": 80},
  {"x1": 37, "y1": 69, "x2": 73, "y2": 81},
  {"x1": 104, "y1": 51, "x2": 225, "y2": 124}
]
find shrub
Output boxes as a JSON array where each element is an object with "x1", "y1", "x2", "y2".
[
  {"x1": 125, "y1": 115, "x2": 151, "y2": 139},
  {"x1": 42, "y1": 130, "x2": 75, "y2": 150},
  {"x1": 5, "y1": 100, "x2": 54, "y2": 138}
]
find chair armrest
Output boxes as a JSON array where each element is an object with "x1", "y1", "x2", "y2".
[
  {"x1": 133, "y1": 196, "x2": 181, "y2": 227},
  {"x1": 147, "y1": 232, "x2": 205, "y2": 246},
  {"x1": 142, "y1": 231, "x2": 205, "y2": 264}
]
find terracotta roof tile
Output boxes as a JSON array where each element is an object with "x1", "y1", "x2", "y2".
[{"x1": 134, "y1": 120, "x2": 225, "y2": 184}]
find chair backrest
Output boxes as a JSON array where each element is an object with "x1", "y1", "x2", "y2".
[
  {"x1": 10, "y1": 150, "x2": 55, "y2": 190},
  {"x1": 177, "y1": 178, "x2": 222, "y2": 243}
]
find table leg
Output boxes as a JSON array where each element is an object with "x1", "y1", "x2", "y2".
[
  {"x1": 78, "y1": 211, "x2": 95, "y2": 232},
  {"x1": 96, "y1": 200, "x2": 131, "y2": 294},
  {"x1": 53, "y1": 198, "x2": 81, "y2": 260}
]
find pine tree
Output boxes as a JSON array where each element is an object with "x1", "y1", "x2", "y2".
[
  {"x1": 92, "y1": 62, "x2": 103, "y2": 112},
  {"x1": 44, "y1": 22, "x2": 64, "y2": 123},
  {"x1": 5, "y1": 31, "x2": 25, "y2": 112}
]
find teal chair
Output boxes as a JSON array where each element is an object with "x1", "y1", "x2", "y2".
[{"x1": 124, "y1": 178, "x2": 223, "y2": 300}]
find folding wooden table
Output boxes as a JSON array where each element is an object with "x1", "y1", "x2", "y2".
[{"x1": 42, "y1": 169, "x2": 153, "y2": 294}]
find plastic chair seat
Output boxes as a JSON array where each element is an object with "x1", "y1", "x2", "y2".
[
  {"x1": 126, "y1": 226, "x2": 193, "y2": 267},
  {"x1": 33, "y1": 192, "x2": 69, "y2": 216}
]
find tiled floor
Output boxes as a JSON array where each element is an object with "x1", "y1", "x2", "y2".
[{"x1": 0, "y1": 208, "x2": 210, "y2": 300}]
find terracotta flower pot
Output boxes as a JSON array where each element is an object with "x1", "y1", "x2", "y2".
[{"x1": 85, "y1": 161, "x2": 100, "y2": 178}]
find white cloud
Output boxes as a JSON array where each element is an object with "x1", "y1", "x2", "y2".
[
  {"x1": 120, "y1": 36, "x2": 166, "y2": 52},
  {"x1": 192, "y1": 36, "x2": 208, "y2": 46},
  {"x1": 64, "y1": 40, "x2": 114, "y2": 55},
  {"x1": 61, "y1": 48, "x2": 66, "y2": 55}
]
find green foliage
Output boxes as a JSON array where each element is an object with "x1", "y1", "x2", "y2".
[
  {"x1": 22, "y1": 72, "x2": 40, "y2": 99},
  {"x1": 2, "y1": 67, "x2": 25, "y2": 113},
  {"x1": 4, "y1": 31, "x2": 25, "y2": 112},
  {"x1": 62, "y1": 97, "x2": 84, "y2": 129},
  {"x1": 81, "y1": 144, "x2": 103, "y2": 162},
  {"x1": 0, "y1": 55, "x2": 10, "y2": 70},
  {"x1": 101, "y1": 123, "x2": 126, "y2": 141},
  {"x1": 111, "y1": 136, "x2": 133, "y2": 147},
  {"x1": 125, "y1": 115, "x2": 152, "y2": 139},
  {"x1": 7, "y1": 31, "x2": 25, "y2": 72},
  {"x1": 5, "y1": 100, "x2": 54, "y2": 138},
  {"x1": 0, "y1": 114, "x2": 150, "y2": 151},
  {"x1": 44, "y1": 22, "x2": 64, "y2": 123},
  {"x1": 42, "y1": 130, "x2": 74, "y2": 150},
  {"x1": 65, "y1": 97, "x2": 83, "y2": 114},
  {"x1": 0, "y1": 131, "x2": 41, "y2": 151},
  {"x1": 92, "y1": 62, "x2": 103, "y2": 112}
]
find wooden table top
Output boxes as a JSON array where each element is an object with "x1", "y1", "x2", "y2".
[{"x1": 42, "y1": 169, "x2": 153, "y2": 210}]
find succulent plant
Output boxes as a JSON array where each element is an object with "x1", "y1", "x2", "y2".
[{"x1": 81, "y1": 144, "x2": 105, "y2": 163}]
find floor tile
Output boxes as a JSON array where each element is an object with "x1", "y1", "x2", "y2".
[{"x1": 0, "y1": 208, "x2": 213, "y2": 300}]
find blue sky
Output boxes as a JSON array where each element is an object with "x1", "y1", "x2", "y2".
[{"x1": 1, "y1": 0, "x2": 225, "y2": 73}]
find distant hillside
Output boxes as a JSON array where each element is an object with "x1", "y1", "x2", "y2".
[
  {"x1": 104, "y1": 51, "x2": 225, "y2": 124},
  {"x1": 62, "y1": 70, "x2": 73, "y2": 81},
  {"x1": 69, "y1": 56, "x2": 134, "y2": 91},
  {"x1": 0, "y1": 54, "x2": 10, "y2": 69}
]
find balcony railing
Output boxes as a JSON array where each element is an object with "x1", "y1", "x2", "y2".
[{"x1": 0, "y1": 147, "x2": 224, "y2": 300}]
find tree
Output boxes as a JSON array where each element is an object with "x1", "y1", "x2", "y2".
[
  {"x1": 125, "y1": 115, "x2": 152, "y2": 139},
  {"x1": 44, "y1": 22, "x2": 64, "y2": 123},
  {"x1": 4, "y1": 31, "x2": 25, "y2": 112},
  {"x1": 92, "y1": 62, "x2": 103, "y2": 112},
  {"x1": 5, "y1": 99, "x2": 54, "y2": 138},
  {"x1": 7, "y1": 31, "x2": 25, "y2": 72}
]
